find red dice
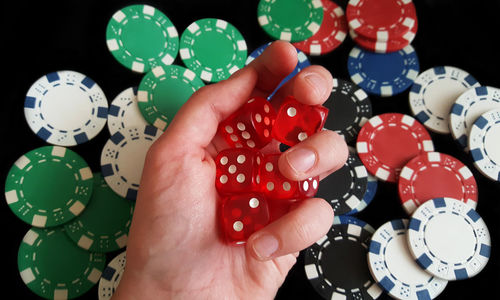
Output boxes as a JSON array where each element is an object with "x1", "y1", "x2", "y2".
[
  {"x1": 221, "y1": 193, "x2": 270, "y2": 245},
  {"x1": 272, "y1": 96, "x2": 329, "y2": 146},
  {"x1": 259, "y1": 153, "x2": 320, "y2": 200},
  {"x1": 215, "y1": 148, "x2": 262, "y2": 196},
  {"x1": 219, "y1": 97, "x2": 276, "y2": 149}
]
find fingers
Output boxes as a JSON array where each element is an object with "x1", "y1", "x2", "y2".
[
  {"x1": 246, "y1": 198, "x2": 333, "y2": 261},
  {"x1": 278, "y1": 130, "x2": 348, "y2": 181}
]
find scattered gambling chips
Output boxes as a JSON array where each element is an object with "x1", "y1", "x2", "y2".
[
  {"x1": 368, "y1": 219, "x2": 448, "y2": 299},
  {"x1": 398, "y1": 152, "x2": 478, "y2": 215},
  {"x1": 469, "y1": 109, "x2": 500, "y2": 181},
  {"x1": 317, "y1": 153, "x2": 368, "y2": 215},
  {"x1": 99, "y1": 251, "x2": 126, "y2": 300},
  {"x1": 407, "y1": 198, "x2": 491, "y2": 280},
  {"x1": 347, "y1": 173, "x2": 378, "y2": 215},
  {"x1": 107, "y1": 87, "x2": 149, "y2": 135},
  {"x1": 357, "y1": 113, "x2": 434, "y2": 182},
  {"x1": 101, "y1": 125, "x2": 162, "y2": 200},
  {"x1": 292, "y1": 0, "x2": 347, "y2": 55},
  {"x1": 137, "y1": 65, "x2": 204, "y2": 130},
  {"x1": 304, "y1": 218, "x2": 382, "y2": 300},
  {"x1": 257, "y1": 0, "x2": 324, "y2": 42},
  {"x1": 106, "y1": 4, "x2": 179, "y2": 73},
  {"x1": 180, "y1": 18, "x2": 247, "y2": 83},
  {"x1": 24, "y1": 70, "x2": 108, "y2": 146},
  {"x1": 5, "y1": 146, "x2": 93, "y2": 228},
  {"x1": 323, "y1": 78, "x2": 372, "y2": 143},
  {"x1": 450, "y1": 86, "x2": 500, "y2": 151},
  {"x1": 349, "y1": 24, "x2": 417, "y2": 54},
  {"x1": 64, "y1": 173, "x2": 134, "y2": 253},
  {"x1": 347, "y1": 45, "x2": 419, "y2": 97},
  {"x1": 17, "y1": 227, "x2": 106, "y2": 299},
  {"x1": 409, "y1": 66, "x2": 480, "y2": 134}
]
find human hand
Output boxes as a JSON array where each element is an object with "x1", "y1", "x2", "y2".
[{"x1": 113, "y1": 41, "x2": 348, "y2": 300}]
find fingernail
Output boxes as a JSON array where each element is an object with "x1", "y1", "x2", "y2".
[
  {"x1": 304, "y1": 73, "x2": 327, "y2": 99},
  {"x1": 253, "y1": 234, "x2": 279, "y2": 260},
  {"x1": 286, "y1": 148, "x2": 317, "y2": 174}
]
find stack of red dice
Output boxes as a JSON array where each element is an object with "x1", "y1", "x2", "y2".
[{"x1": 216, "y1": 95, "x2": 329, "y2": 244}]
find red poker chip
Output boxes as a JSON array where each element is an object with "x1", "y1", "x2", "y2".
[
  {"x1": 292, "y1": 0, "x2": 348, "y2": 56},
  {"x1": 398, "y1": 152, "x2": 478, "y2": 215},
  {"x1": 356, "y1": 113, "x2": 434, "y2": 183},
  {"x1": 349, "y1": 19, "x2": 418, "y2": 53},
  {"x1": 346, "y1": 0, "x2": 417, "y2": 42}
]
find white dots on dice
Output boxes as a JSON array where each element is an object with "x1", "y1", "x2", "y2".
[
  {"x1": 237, "y1": 174, "x2": 246, "y2": 183},
  {"x1": 233, "y1": 221, "x2": 244, "y2": 232},
  {"x1": 237, "y1": 155, "x2": 246, "y2": 164},
  {"x1": 237, "y1": 122, "x2": 246, "y2": 131},
  {"x1": 228, "y1": 165, "x2": 237, "y2": 174},
  {"x1": 256, "y1": 175, "x2": 261, "y2": 184},
  {"x1": 247, "y1": 140, "x2": 255, "y2": 148},
  {"x1": 235, "y1": 143, "x2": 243, "y2": 148},
  {"x1": 298, "y1": 132, "x2": 308, "y2": 141},
  {"x1": 220, "y1": 156, "x2": 228, "y2": 165},
  {"x1": 256, "y1": 156, "x2": 261, "y2": 165},
  {"x1": 264, "y1": 117, "x2": 270, "y2": 125},
  {"x1": 225, "y1": 126, "x2": 233, "y2": 134},
  {"x1": 220, "y1": 175, "x2": 228, "y2": 184},
  {"x1": 255, "y1": 113, "x2": 262, "y2": 123},
  {"x1": 303, "y1": 181, "x2": 309, "y2": 191},
  {"x1": 264, "y1": 129, "x2": 270, "y2": 137},
  {"x1": 248, "y1": 98, "x2": 255, "y2": 104},
  {"x1": 264, "y1": 104, "x2": 270, "y2": 113},
  {"x1": 249, "y1": 197, "x2": 260, "y2": 208},
  {"x1": 242, "y1": 131, "x2": 250, "y2": 139},
  {"x1": 265, "y1": 162, "x2": 274, "y2": 172},
  {"x1": 283, "y1": 181, "x2": 291, "y2": 191},
  {"x1": 312, "y1": 179, "x2": 318, "y2": 189},
  {"x1": 230, "y1": 134, "x2": 238, "y2": 142},
  {"x1": 267, "y1": 182, "x2": 274, "y2": 191},
  {"x1": 287, "y1": 107, "x2": 297, "y2": 117}
]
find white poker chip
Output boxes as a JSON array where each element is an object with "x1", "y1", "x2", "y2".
[
  {"x1": 409, "y1": 66, "x2": 480, "y2": 134},
  {"x1": 98, "y1": 251, "x2": 126, "y2": 300},
  {"x1": 407, "y1": 198, "x2": 491, "y2": 280},
  {"x1": 368, "y1": 219, "x2": 448, "y2": 300},
  {"x1": 107, "y1": 87, "x2": 149, "y2": 135},
  {"x1": 469, "y1": 108, "x2": 500, "y2": 182},
  {"x1": 450, "y1": 86, "x2": 500, "y2": 151},
  {"x1": 101, "y1": 125, "x2": 162, "y2": 200},
  {"x1": 24, "y1": 70, "x2": 108, "y2": 146}
]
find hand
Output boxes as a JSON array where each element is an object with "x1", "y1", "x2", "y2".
[{"x1": 113, "y1": 41, "x2": 348, "y2": 299}]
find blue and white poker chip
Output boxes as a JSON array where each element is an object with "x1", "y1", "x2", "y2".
[
  {"x1": 409, "y1": 66, "x2": 480, "y2": 134},
  {"x1": 107, "y1": 87, "x2": 149, "y2": 135},
  {"x1": 333, "y1": 215, "x2": 375, "y2": 233},
  {"x1": 246, "y1": 43, "x2": 310, "y2": 99},
  {"x1": 368, "y1": 219, "x2": 448, "y2": 300},
  {"x1": 407, "y1": 198, "x2": 491, "y2": 281},
  {"x1": 450, "y1": 86, "x2": 500, "y2": 151},
  {"x1": 101, "y1": 125, "x2": 162, "y2": 200},
  {"x1": 98, "y1": 251, "x2": 126, "y2": 300},
  {"x1": 24, "y1": 70, "x2": 108, "y2": 146},
  {"x1": 347, "y1": 45, "x2": 419, "y2": 97},
  {"x1": 469, "y1": 108, "x2": 500, "y2": 182},
  {"x1": 346, "y1": 173, "x2": 378, "y2": 215}
]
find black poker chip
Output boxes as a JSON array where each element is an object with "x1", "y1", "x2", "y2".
[
  {"x1": 316, "y1": 152, "x2": 368, "y2": 215},
  {"x1": 323, "y1": 78, "x2": 372, "y2": 143}
]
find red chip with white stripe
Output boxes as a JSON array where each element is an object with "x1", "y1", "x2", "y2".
[
  {"x1": 356, "y1": 113, "x2": 434, "y2": 183},
  {"x1": 293, "y1": 0, "x2": 348, "y2": 56},
  {"x1": 398, "y1": 152, "x2": 478, "y2": 215},
  {"x1": 346, "y1": 0, "x2": 417, "y2": 42}
]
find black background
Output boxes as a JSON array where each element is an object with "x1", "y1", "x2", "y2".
[{"x1": 2, "y1": 0, "x2": 500, "y2": 299}]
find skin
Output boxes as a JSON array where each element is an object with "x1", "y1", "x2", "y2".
[{"x1": 113, "y1": 41, "x2": 348, "y2": 300}]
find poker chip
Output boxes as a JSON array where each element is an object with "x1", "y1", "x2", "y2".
[
  {"x1": 292, "y1": 0, "x2": 347, "y2": 55},
  {"x1": 409, "y1": 66, "x2": 480, "y2": 134},
  {"x1": 304, "y1": 220, "x2": 382, "y2": 300},
  {"x1": 347, "y1": 45, "x2": 419, "y2": 97},
  {"x1": 107, "y1": 87, "x2": 149, "y2": 135},
  {"x1": 333, "y1": 215, "x2": 375, "y2": 233},
  {"x1": 450, "y1": 86, "x2": 500, "y2": 151},
  {"x1": 17, "y1": 227, "x2": 106, "y2": 299},
  {"x1": 257, "y1": 0, "x2": 324, "y2": 42},
  {"x1": 323, "y1": 78, "x2": 372, "y2": 143},
  {"x1": 356, "y1": 113, "x2": 434, "y2": 182},
  {"x1": 180, "y1": 18, "x2": 247, "y2": 83},
  {"x1": 99, "y1": 251, "x2": 127, "y2": 300},
  {"x1": 106, "y1": 4, "x2": 179, "y2": 73},
  {"x1": 346, "y1": 0, "x2": 417, "y2": 42},
  {"x1": 469, "y1": 108, "x2": 500, "y2": 181},
  {"x1": 407, "y1": 197, "x2": 491, "y2": 280},
  {"x1": 347, "y1": 173, "x2": 378, "y2": 215},
  {"x1": 64, "y1": 173, "x2": 135, "y2": 253},
  {"x1": 24, "y1": 70, "x2": 108, "y2": 146},
  {"x1": 5, "y1": 146, "x2": 93, "y2": 228},
  {"x1": 137, "y1": 65, "x2": 204, "y2": 130},
  {"x1": 101, "y1": 125, "x2": 162, "y2": 200},
  {"x1": 368, "y1": 219, "x2": 448, "y2": 299},
  {"x1": 398, "y1": 152, "x2": 478, "y2": 215},
  {"x1": 316, "y1": 153, "x2": 368, "y2": 215},
  {"x1": 349, "y1": 20, "x2": 417, "y2": 53}
]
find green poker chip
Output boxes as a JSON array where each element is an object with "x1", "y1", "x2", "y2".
[
  {"x1": 257, "y1": 0, "x2": 324, "y2": 42},
  {"x1": 106, "y1": 4, "x2": 179, "y2": 73},
  {"x1": 18, "y1": 227, "x2": 106, "y2": 299},
  {"x1": 180, "y1": 18, "x2": 247, "y2": 83},
  {"x1": 5, "y1": 146, "x2": 93, "y2": 228},
  {"x1": 64, "y1": 173, "x2": 135, "y2": 253},
  {"x1": 138, "y1": 64, "x2": 205, "y2": 130}
]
